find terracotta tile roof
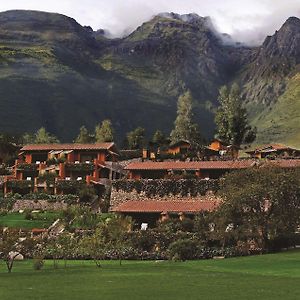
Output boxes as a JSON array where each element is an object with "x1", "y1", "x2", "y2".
[
  {"x1": 125, "y1": 160, "x2": 256, "y2": 171},
  {"x1": 21, "y1": 143, "x2": 115, "y2": 151},
  {"x1": 31, "y1": 228, "x2": 48, "y2": 233},
  {"x1": 168, "y1": 140, "x2": 191, "y2": 149},
  {"x1": 113, "y1": 200, "x2": 220, "y2": 213},
  {"x1": 246, "y1": 144, "x2": 300, "y2": 154},
  {"x1": 268, "y1": 159, "x2": 300, "y2": 168}
]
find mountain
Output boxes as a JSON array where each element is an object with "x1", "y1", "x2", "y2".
[
  {"x1": 0, "y1": 10, "x2": 176, "y2": 141},
  {"x1": 0, "y1": 10, "x2": 299, "y2": 146},
  {"x1": 239, "y1": 17, "x2": 300, "y2": 147}
]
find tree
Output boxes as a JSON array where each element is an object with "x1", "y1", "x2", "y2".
[
  {"x1": 0, "y1": 229, "x2": 22, "y2": 273},
  {"x1": 32, "y1": 127, "x2": 59, "y2": 144},
  {"x1": 95, "y1": 120, "x2": 114, "y2": 143},
  {"x1": 151, "y1": 130, "x2": 168, "y2": 147},
  {"x1": 170, "y1": 90, "x2": 202, "y2": 146},
  {"x1": 126, "y1": 127, "x2": 146, "y2": 149},
  {"x1": 79, "y1": 228, "x2": 106, "y2": 268},
  {"x1": 75, "y1": 126, "x2": 94, "y2": 143},
  {"x1": 215, "y1": 83, "x2": 256, "y2": 146},
  {"x1": 99, "y1": 215, "x2": 132, "y2": 265},
  {"x1": 216, "y1": 166, "x2": 300, "y2": 252},
  {"x1": 79, "y1": 185, "x2": 97, "y2": 204},
  {"x1": 57, "y1": 233, "x2": 78, "y2": 268},
  {"x1": 0, "y1": 134, "x2": 19, "y2": 165}
]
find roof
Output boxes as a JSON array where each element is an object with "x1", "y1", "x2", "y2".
[
  {"x1": 168, "y1": 140, "x2": 191, "y2": 149},
  {"x1": 31, "y1": 228, "x2": 48, "y2": 233},
  {"x1": 246, "y1": 144, "x2": 300, "y2": 154},
  {"x1": 125, "y1": 160, "x2": 256, "y2": 171},
  {"x1": 268, "y1": 159, "x2": 300, "y2": 168},
  {"x1": 113, "y1": 200, "x2": 220, "y2": 213},
  {"x1": 21, "y1": 143, "x2": 115, "y2": 152},
  {"x1": 210, "y1": 138, "x2": 229, "y2": 145}
]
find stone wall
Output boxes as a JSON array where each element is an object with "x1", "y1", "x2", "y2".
[
  {"x1": 12, "y1": 200, "x2": 68, "y2": 211},
  {"x1": 110, "y1": 179, "x2": 220, "y2": 208}
]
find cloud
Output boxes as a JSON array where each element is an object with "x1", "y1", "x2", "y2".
[{"x1": 1, "y1": 0, "x2": 300, "y2": 45}]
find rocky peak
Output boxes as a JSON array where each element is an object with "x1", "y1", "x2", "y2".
[{"x1": 261, "y1": 16, "x2": 300, "y2": 61}]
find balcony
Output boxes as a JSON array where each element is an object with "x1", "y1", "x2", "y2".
[
  {"x1": 16, "y1": 163, "x2": 38, "y2": 172},
  {"x1": 65, "y1": 163, "x2": 95, "y2": 172}
]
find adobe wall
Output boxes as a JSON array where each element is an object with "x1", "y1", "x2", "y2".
[
  {"x1": 12, "y1": 200, "x2": 68, "y2": 212},
  {"x1": 110, "y1": 179, "x2": 220, "y2": 209}
]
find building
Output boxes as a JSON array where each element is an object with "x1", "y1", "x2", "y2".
[
  {"x1": 166, "y1": 140, "x2": 191, "y2": 155},
  {"x1": 206, "y1": 139, "x2": 239, "y2": 159},
  {"x1": 245, "y1": 144, "x2": 300, "y2": 159},
  {"x1": 208, "y1": 139, "x2": 228, "y2": 152},
  {"x1": 4, "y1": 143, "x2": 123, "y2": 195},
  {"x1": 124, "y1": 159, "x2": 300, "y2": 180},
  {"x1": 125, "y1": 160, "x2": 256, "y2": 180},
  {"x1": 113, "y1": 200, "x2": 219, "y2": 228}
]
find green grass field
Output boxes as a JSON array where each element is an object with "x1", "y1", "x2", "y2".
[
  {"x1": 0, "y1": 212, "x2": 59, "y2": 229},
  {"x1": 0, "y1": 250, "x2": 300, "y2": 300}
]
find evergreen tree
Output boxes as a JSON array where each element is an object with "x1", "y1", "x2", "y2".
[
  {"x1": 126, "y1": 127, "x2": 145, "y2": 149},
  {"x1": 22, "y1": 133, "x2": 35, "y2": 144},
  {"x1": 33, "y1": 127, "x2": 59, "y2": 144},
  {"x1": 151, "y1": 130, "x2": 167, "y2": 147},
  {"x1": 215, "y1": 83, "x2": 256, "y2": 146},
  {"x1": 75, "y1": 126, "x2": 93, "y2": 143},
  {"x1": 95, "y1": 120, "x2": 114, "y2": 143},
  {"x1": 170, "y1": 90, "x2": 202, "y2": 146}
]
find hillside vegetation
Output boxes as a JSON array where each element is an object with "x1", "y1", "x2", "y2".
[{"x1": 0, "y1": 10, "x2": 299, "y2": 144}]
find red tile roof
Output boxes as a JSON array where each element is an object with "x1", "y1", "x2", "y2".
[
  {"x1": 268, "y1": 159, "x2": 300, "y2": 168},
  {"x1": 246, "y1": 144, "x2": 300, "y2": 154},
  {"x1": 125, "y1": 160, "x2": 256, "y2": 171},
  {"x1": 113, "y1": 200, "x2": 220, "y2": 213},
  {"x1": 21, "y1": 143, "x2": 115, "y2": 151},
  {"x1": 31, "y1": 228, "x2": 48, "y2": 233}
]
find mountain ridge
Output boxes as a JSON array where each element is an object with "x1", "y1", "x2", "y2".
[{"x1": 0, "y1": 10, "x2": 299, "y2": 146}]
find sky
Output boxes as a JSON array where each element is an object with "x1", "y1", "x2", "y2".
[{"x1": 1, "y1": 0, "x2": 300, "y2": 45}]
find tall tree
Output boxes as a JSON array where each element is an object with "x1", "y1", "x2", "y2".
[
  {"x1": 151, "y1": 130, "x2": 168, "y2": 147},
  {"x1": 215, "y1": 83, "x2": 256, "y2": 146},
  {"x1": 95, "y1": 119, "x2": 114, "y2": 143},
  {"x1": 216, "y1": 167, "x2": 300, "y2": 251},
  {"x1": 126, "y1": 127, "x2": 146, "y2": 149},
  {"x1": 170, "y1": 90, "x2": 202, "y2": 146},
  {"x1": 33, "y1": 127, "x2": 59, "y2": 144},
  {"x1": 75, "y1": 126, "x2": 93, "y2": 143}
]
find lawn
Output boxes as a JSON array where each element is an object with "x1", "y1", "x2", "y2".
[
  {"x1": 0, "y1": 211, "x2": 59, "y2": 229},
  {"x1": 0, "y1": 250, "x2": 300, "y2": 300}
]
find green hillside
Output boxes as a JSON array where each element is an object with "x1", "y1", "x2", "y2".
[
  {"x1": 252, "y1": 73, "x2": 300, "y2": 148},
  {"x1": 0, "y1": 10, "x2": 299, "y2": 145}
]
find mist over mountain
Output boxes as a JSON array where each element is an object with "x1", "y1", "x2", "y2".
[{"x1": 0, "y1": 10, "x2": 299, "y2": 146}]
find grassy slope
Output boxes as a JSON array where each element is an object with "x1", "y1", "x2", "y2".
[
  {"x1": 0, "y1": 43, "x2": 176, "y2": 141},
  {"x1": 0, "y1": 212, "x2": 59, "y2": 229},
  {"x1": 0, "y1": 250, "x2": 300, "y2": 300},
  {"x1": 251, "y1": 73, "x2": 300, "y2": 148}
]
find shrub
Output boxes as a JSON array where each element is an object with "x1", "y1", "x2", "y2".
[
  {"x1": 33, "y1": 258, "x2": 44, "y2": 270},
  {"x1": 24, "y1": 210, "x2": 34, "y2": 220},
  {"x1": 79, "y1": 186, "x2": 96, "y2": 203},
  {"x1": 0, "y1": 197, "x2": 16, "y2": 210},
  {"x1": 168, "y1": 239, "x2": 198, "y2": 261}
]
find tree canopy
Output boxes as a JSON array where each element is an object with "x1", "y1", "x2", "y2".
[
  {"x1": 170, "y1": 90, "x2": 202, "y2": 146},
  {"x1": 75, "y1": 126, "x2": 94, "y2": 143},
  {"x1": 126, "y1": 127, "x2": 145, "y2": 149},
  {"x1": 23, "y1": 127, "x2": 59, "y2": 144},
  {"x1": 95, "y1": 119, "x2": 114, "y2": 143},
  {"x1": 216, "y1": 166, "x2": 300, "y2": 251},
  {"x1": 215, "y1": 83, "x2": 256, "y2": 146}
]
